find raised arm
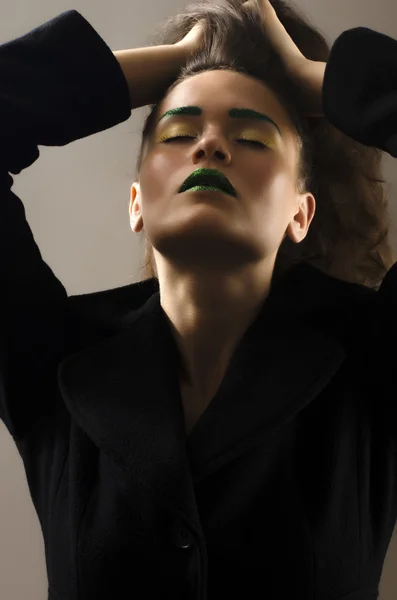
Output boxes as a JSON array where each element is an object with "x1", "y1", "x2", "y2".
[{"x1": 0, "y1": 9, "x2": 133, "y2": 438}]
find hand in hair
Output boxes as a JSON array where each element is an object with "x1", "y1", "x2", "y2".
[
  {"x1": 242, "y1": 0, "x2": 326, "y2": 117},
  {"x1": 175, "y1": 19, "x2": 206, "y2": 57}
]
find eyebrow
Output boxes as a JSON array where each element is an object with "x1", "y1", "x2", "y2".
[{"x1": 157, "y1": 106, "x2": 282, "y2": 137}]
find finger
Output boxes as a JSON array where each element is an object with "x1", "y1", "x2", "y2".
[{"x1": 243, "y1": 0, "x2": 305, "y2": 64}]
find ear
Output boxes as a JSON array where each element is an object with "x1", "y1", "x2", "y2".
[
  {"x1": 286, "y1": 192, "x2": 316, "y2": 244},
  {"x1": 129, "y1": 182, "x2": 144, "y2": 234}
]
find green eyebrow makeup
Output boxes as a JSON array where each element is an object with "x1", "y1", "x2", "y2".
[{"x1": 157, "y1": 106, "x2": 282, "y2": 137}]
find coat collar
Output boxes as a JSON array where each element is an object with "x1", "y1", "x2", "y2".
[{"x1": 58, "y1": 262, "x2": 369, "y2": 489}]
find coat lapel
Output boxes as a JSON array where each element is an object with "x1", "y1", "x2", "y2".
[{"x1": 58, "y1": 263, "x2": 348, "y2": 487}]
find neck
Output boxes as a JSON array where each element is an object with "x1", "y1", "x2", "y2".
[{"x1": 159, "y1": 265, "x2": 274, "y2": 400}]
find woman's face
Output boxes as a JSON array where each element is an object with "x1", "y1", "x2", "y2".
[{"x1": 130, "y1": 69, "x2": 315, "y2": 275}]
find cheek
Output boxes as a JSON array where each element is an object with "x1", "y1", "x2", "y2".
[
  {"x1": 246, "y1": 157, "x2": 290, "y2": 198},
  {"x1": 139, "y1": 158, "x2": 164, "y2": 201},
  {"x1": 249, "y1": 163, "x2": 296, "y2": 223},
  {"x1": 140, "y1": 151, "x2": 178, "y2": 199}
]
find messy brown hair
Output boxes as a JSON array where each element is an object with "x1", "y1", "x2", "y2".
[{"x1": 133, "y1": 0, "x2": 395, "y2": 290}]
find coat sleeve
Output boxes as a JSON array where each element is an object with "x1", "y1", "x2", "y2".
[
  {"x1": 323, "y1": 27, "x2": 397, "y2": 430},
  {"x1": 0, "y1": 10, "x2": 131, "y2": 439},
  {"x1": 322, "y1": 26, "x2": 397, "y2": 158},
  {"x1": 371, "y1": 263, "x2": 397, "y2": 430}
]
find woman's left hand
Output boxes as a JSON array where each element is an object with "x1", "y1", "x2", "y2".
[
  {"x1": 176, "y1": 19, "x2": 206, "y2": 58},
  {"x1": 242, "y1": 0, "x2": 326, "y2": 117}
]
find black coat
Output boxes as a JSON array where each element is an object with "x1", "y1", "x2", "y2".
[{"x1": 1, "y1": 10, "x2": 397, "y2": 600}]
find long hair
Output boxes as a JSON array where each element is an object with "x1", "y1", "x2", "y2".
[{"x1": 133, "y1": 0, "x2": 395, "y2": 290}]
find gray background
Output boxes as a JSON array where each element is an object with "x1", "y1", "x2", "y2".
[{"x1": 0, "y1": 0, "x2": 396, "y2": 598}]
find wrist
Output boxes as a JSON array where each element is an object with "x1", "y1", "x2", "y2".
[
  {"x1": 173, "y1": 40, "x2": 191, "y2": 63},
  {"x1": 113, "y1": 44, "x2": 188, "y2": 109}
]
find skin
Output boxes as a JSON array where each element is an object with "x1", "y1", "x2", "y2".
[{"x1": 129, "y1": 69, "x2": 316, "y2": 407}]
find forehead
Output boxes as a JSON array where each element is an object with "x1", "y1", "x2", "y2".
[{"x1": 158, "y1": 70, "x2": 294, "y2": 131}]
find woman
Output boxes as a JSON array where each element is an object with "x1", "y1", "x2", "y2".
[{"x1": 1, "y1": 0, "x2": 397, "y2": 598}]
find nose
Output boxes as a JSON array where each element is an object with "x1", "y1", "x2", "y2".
[{"x1": 192, "y1": 131, "x2": 231, "y2": 165}]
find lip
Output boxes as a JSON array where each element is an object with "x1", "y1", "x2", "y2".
[
  {"x1": 181, "y1": 185, "x2": 233, "y2": 198},
  {"x1": 179, "y1": 168, "x2": 237, "y2": 198}
]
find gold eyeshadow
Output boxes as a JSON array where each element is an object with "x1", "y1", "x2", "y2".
[
  {"x1": 156, "y1": 127, "x2": 197, "y2": 142},
  {"x1": 156, "y1": 106, "x2": 282, "y2": 138},
  {"x1": 156, "y1": 126, "x2": 274, "y2": 147},
  {"x1": 238, "y1": 129, "x2": 275, "y2": 147}
]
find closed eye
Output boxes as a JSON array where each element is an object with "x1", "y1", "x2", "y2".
[
  {"x1": 161, "y1": 135, "x2": 268, "y2": 149},
  {"x1": 237, "y1": 139, "x2": 267, "y2": 148},
  {"x1": 161, "y1": 135, "x2": 195, "y2": 143}
]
